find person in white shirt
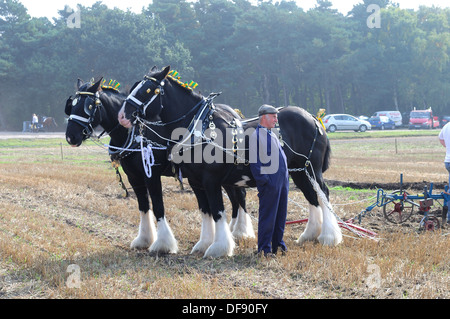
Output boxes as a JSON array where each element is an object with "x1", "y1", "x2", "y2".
[
  {"x1": 32, "y1": 113, "x2": 39, "y2": 132},
  {"x1": 439, "y1": 122, "x2": 450, "y2": 224}
]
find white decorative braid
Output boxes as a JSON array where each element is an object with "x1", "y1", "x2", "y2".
[{"x1": 140, "y1": 136, "x2": 155, "y2": 178}]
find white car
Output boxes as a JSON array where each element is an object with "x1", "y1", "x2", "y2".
[
  {"x1": 323, "y1": 114, "x2": 372, "y2": 132},
  {"x1": 372, "y1": 111, "x2": 403, "y2": 127}
]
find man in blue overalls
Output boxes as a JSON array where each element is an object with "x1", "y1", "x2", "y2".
[{"x1": 250, "y1": 105, "x2": 289, "y2": 256}]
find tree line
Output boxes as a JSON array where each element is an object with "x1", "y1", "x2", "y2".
[{"x1": 0, "y1": 0, "x2": 449, "y2": 130}]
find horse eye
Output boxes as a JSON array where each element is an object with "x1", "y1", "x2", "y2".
[{"x1": 72, "y1": 98, "x2": 78, "y2": 106}]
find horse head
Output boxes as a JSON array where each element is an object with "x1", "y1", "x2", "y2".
[
  {"x1": 65, "y1": 78, "x2": 104, "y2": 146},
  {"x1": 118, "y1": 66, "x2": 171, "y2": 129}
]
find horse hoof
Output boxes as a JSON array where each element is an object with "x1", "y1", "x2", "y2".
[
  {"x1": 295, "y1": 236, "x2": 316, "y2": 245},
  {"x1": 203, "y1": 242, "x2": 234, "y2": 258},
  {"x1": 130, "y1": 237, "x2": 152, "y2": 250},
  {"x1": 191, "y1": 241, "x2": 211, "y2": 255},
  {"x1": 149, "y1": 239, "x2": 178, "y2": 254},
  {"x1": 318, "y1": 234, "x2": 342, "y2": 246}
]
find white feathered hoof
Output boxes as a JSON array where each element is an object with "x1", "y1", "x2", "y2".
[
  {"x1": 296, "y1": 229, "x2": 320, "y2": 245},
  {"x1": 131, "y1": 236, "x2": 152, "y2": 250},
  {"x1": 318, "y1": 203, "x2": 343, "y2": 246},
  {"x1": 191, "y1": 240, "x2": 213, "y2": 255},
  {"x1": 149, "y1": 217, "x2": 178, "y2": 254},
  {"x1": 203, "y1": 212, "x2": 235, "y2": 258},
  {"x1": 318, "y1": 226, "x2": 343, "y2": 246},
  {"x1": 296, "y1": 205, "x2": 322, "y2": 245},
  {"x1": 130, "y1": 211, "x2": 157, "y2": 250},
  {"x1": 131, "y1": 235, "x2": 153, "y2": 250},
  {"x1": 191, "y1": 213, "x2": 215, "y2": 255},
  {"x1": 231, "y1": 208, "x2": 255, "y2": 241},
  {"x1": 203, "y1": 241, "x2": 234, "y2": 258}
]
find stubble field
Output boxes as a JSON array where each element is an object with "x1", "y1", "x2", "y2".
[{"x1": 0, "y1": 132, "x2": 449, "y2": 300}]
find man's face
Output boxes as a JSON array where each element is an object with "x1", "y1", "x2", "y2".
[{"x1": 261, "y1": 113, "x2": 278, "y2": 129}]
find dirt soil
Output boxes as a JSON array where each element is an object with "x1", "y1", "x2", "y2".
[{"x1": 0, "y1": 133, "x2": 449, "y2": 300}]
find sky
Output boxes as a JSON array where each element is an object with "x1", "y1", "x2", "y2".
[{"x1": 18, "y1": 0, "x2": 450, "y2": 20}]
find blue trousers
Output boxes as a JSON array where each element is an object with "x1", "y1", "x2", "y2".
[
  {"x1": 446, "y1": 162, "x2": 450, "y2": 186},
  {"x1": 257, "y1": 176, "x2": 289, "y2": 255},
  {"x1": 445, "y1": 162, "x2": 450, "y2": 221}
]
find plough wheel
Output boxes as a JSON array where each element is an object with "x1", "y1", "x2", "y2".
[
  {"x1": 420, "y1": 216, "x2": 440, "y2": 231},
  {"x1": 383, "y1": 190, "x2": 415, "y2": 224}
]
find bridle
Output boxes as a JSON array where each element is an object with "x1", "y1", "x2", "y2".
[
  {"x1": 123, "y1": 76, "x2": 165, "y2": 123},
  {"x1": 123, "y1": 75, "x2": 219, "y2": 132},
  {"x1": 66, "y1": 90, "x2": 103, "y2": 139}
]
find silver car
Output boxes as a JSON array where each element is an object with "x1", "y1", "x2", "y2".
[{"x1": 323, "y1": 114, "x2": 372, "y2": 132}]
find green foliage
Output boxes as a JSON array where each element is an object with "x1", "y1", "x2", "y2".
[{"x1": 0, "y1": 0, "x2": 449, "y2": 130}]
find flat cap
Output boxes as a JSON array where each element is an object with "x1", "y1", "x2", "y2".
[{"x1": 258, "y1": 104, "x2": 279, "y2": 116}]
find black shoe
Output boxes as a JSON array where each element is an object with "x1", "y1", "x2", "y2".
[{"x1": 255, "y1": 250, "x2": 276, "y2": 258}]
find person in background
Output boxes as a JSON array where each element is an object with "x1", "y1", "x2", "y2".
[
  {"x1": 249, "y1": 104, "x2": 289, "y2": 257},
  {"x1": 32, "y1": 113, "x2": 39, "y2": 132},
  {"x1": 439, "y1": 122, "x2": 450, "y2": 225}
]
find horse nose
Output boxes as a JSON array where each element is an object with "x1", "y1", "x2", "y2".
[
  {"x1": 118, "y1": 111, "x2": 132, "y2": 129},
  {"x1": 66, "y1": 135, "x2": 79, "y2": 146}
]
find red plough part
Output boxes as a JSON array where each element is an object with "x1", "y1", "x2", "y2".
[{"x1": 286, "y1": 219, "x2": 378, "y2": 239}]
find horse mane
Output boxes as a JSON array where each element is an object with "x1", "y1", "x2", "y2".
[
  {"x1": 165, "y1": 76, "x2": 203, "y2": 101},
  {"x1": 145, "y1": 68, "x2": 203, "y2": 101}
]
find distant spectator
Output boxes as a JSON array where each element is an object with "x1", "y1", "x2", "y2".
[{"x1": 32, "y1": 113, "x2": 39, "y2": 132}]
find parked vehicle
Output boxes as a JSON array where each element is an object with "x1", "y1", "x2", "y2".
[
  {"x1": 372, "y1": 111, "x2": 403, "y2": 127},
  {"x1": 409, "y1": 108, "x2": 440, "y2": 129},
  {"x1": 322, "y1": 114, "x2": 372, "y2": 132},
  {"x1": 369, "y1": 116, "x2": 396, "y2": 130},
  {"x1": 440, "y1": 116, "x2": 450, "y2": 128}
]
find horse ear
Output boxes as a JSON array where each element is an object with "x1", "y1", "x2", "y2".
[
  {"x1": 161, "y1": 66, "x2": 171, "y2": 79},
  {"x1": 77, "y1": 79, "x2": 84, "y2": 90},
  {"x1": 65, "y1": 96, "x2": 73, "y2": 116},
  {"x1": 150, "y1": 66, "x2": 158, "y2": 72},
  {"x1": 89, "y1": 77, "x2": 103, "y2": 93}
]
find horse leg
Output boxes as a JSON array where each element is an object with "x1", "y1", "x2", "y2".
[
  {"x1": 291, "y1": 171, "x2": 323, "y2": 244},
  {"x1": 147, "y1": 175, "x2": 178, "y2": 254},
  {"x1": 129, "y1": 184, "x2": 157, "y2": 249},
  {"x1": 315, "y1": 176, "x2": 342, "y2": 246},
  {"x1": 224, "y1": 186, "x2": 255, "y2": 240},
  {"x1": 204, "y1": 185, "x2": 235, "y2": 258},
  {"x1": 191, "y1": 186, "x2": 215, "y2": 255},
  {"x1": 225, "y1": 186, "x2": 239, "y2": 233},
  {"x1": 132, "y1": 211, "x2": 157, "y2": 249}
]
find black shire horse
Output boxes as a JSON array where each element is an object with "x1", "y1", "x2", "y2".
[
  {"x1": 65, "y1": 78, "x2": 255, "y2": 255},
  {"x1": 118, "y1": 66, "x2": 342, "y2": 258}
]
